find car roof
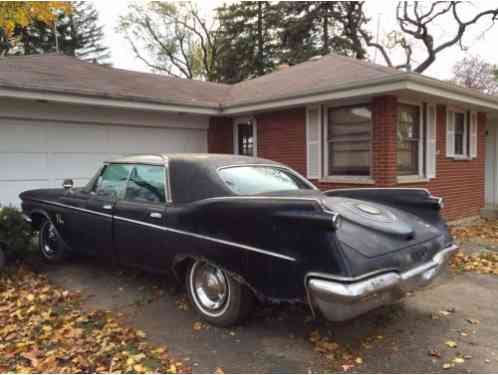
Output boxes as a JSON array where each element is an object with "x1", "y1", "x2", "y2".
[{"x1": 107, "y1": 153, "x2": 283, "y2": 168}]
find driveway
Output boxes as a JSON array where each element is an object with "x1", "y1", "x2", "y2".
[{"x1": 38, "y1": 245, "x2": 498, "y2": 374}]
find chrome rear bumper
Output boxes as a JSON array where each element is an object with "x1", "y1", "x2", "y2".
[{"x1": 306, "y1": 244, "x2": 458, "y2": 322}]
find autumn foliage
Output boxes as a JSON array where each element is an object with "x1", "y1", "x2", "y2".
[
  {"x1": 0, "y1": 2, "x2": 72, "y2": 35},
  {"x1": 0, "y1": 266, "x2": 188, "y2": 373}
]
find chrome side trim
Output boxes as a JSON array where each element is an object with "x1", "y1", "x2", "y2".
[
  {"x1": 22, "y1": 213, "x2": 32, "y2": 223},
  {"x1": 29, "y1": 198, "x2": 296, "y2": 262},
  {"x1": 113, "y1": 214, "x2": 296, "y2": 262},
  {"x1": 34, "y1": 199, "x2": 113, "y2": 219}
]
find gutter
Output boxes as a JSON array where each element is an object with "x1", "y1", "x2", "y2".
[
  {"x1": 0, "y1": 87, "x2": 220, "y2": 116},
  {"x1": 2, "y1": 71, "x2": 498, "y2": 117}
]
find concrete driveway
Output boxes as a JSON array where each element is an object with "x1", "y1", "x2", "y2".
[{"x1": 39, "y1": 252, "x2": 498, "y2": 373}]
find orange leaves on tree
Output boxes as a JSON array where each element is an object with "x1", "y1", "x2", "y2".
[{"x1": 0, "y1": 2, "x2": 72, "y2": 35}]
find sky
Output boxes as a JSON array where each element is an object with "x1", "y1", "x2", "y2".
[{"x1": 93, "y1": 0, "x2": 498, "y2": 80}]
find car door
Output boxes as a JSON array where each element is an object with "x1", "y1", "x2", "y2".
[
  {"x1": 113, "y1": 163, "x2": 172, "y2": 269},
  {"x1": 68, "y1": 163, "x2": 132, "y2": 258}
]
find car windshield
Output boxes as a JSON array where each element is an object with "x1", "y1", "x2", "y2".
[{"x1": 218, "y1": 166, "x2": 313, "y2": 195}]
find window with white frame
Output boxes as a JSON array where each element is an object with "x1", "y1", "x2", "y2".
[
  {"x1": 453, "y1": 111, "x2": 467, "y2": 156},
  {"x1": 446, "y1": 109, "x2": 477, "y2": 159},
  {"x1": 397, "y1": 103, "x2": 422, "y2": 176},
  {"x1": 326, "y1": 105, "x2": 372, "y2": 176}
]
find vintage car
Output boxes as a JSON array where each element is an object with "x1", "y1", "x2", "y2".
[{"x1": 20, "y1": 154, "x2": 457, "y2": 326}]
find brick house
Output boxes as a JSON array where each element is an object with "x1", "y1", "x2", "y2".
[{"x1": 1, "y1": 53, "x2": 497, "y2": 221}]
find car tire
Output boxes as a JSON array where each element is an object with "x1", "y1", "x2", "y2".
[
  {"x1": 39, "y1": 219, "x2": 66, "y2": 263},
  {"x1": 186, "y1": 260, "x2": 254, "y2": 327},
  {"x1": 0, "y1": 245, "x2": 5, "y2": 269}
]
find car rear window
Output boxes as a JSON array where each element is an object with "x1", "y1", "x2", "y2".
[{"x1": 218, "y1": 166, "x2": 312, "y2": 195}]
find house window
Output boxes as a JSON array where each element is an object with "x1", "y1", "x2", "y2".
[
  {"x1": 234, "y1": 118, "x2": 257, "y2": 157},
  {"x1": 454, "y1": 112, "x2": 466, "y2": 156},
  {"x1": 447, "y1": 109, "x2": 471, "y2": 158},
  {"x1": 326, "y1": 105, "x2": 372, "y2": 176},
  {"x1": 397, "y1": 104, "x2": 422, "y2": 176}
]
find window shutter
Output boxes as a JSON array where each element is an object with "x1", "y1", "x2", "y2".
[
  {"x1": 470, "y1": 111, "x2": 478, "y2": 159},
  {"x1": 426, "y1": 104, "x2": 437, "y2": 179},
  {"x1": 446, "y1": 109, "x2": 455, "y2": 157},
  {"x1": 306, "y1": 106, "x2": 322, "y2": 179}
]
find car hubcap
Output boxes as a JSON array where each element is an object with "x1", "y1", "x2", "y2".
[
  {"x1": 190, "y1": 261, "x2": 230, "y2": 317},
  {"x1": 42, "y1": 223, "x2": 58, "y2": 256}
]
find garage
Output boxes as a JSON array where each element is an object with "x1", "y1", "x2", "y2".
[
  {"x1": 0, "y1": 54, "x2": 229, "y2": 206},
  {"x1": 0, "y1": 100, "x2": 209, "y2": 206}
]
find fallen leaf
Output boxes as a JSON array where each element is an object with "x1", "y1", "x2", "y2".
[
  {"x1": 453, "y1": 357, "x2": 465, "y2": 364},
  {"x1": 446, "y1": 340, "x2": 458, "y2": 348},
  {"x1": 341, "y1": 364, "x2": 355, "y2": 371},
  {"x1": 466, "y1": 318, "x2": 480, "y2": 325},
  {"x1": 355, "y1": 357, "x2": 363, "y2": 365},
  {"x1": 428, "y1": 349, "x2": 441, "y2": 358},
  {"x1": 214, "y1": 367, "x2": 225, "y2": 374},
  {"x1": 192, "y1": 322, "x2": 203, "y2": 331},
  {"x1": 136, "y1": 329, "x2": 147, "y2": 338},
  {"x1": 443, "y1": 363, "x2": 454, "y2": 369}
]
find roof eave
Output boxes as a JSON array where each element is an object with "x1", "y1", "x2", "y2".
[
  {"x1": 222, "y1": 73, "x2": 498, "y2": 115},
  {"x1": 0, "y1": 86, "x2": 220, "y2": 116}
]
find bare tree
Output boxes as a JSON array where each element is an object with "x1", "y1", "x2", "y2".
[
  {"x1": 344, "y1": 2, "x2": 498, "y2": 73},
  {"x1": 452, "y1": 55, "x2": 498, "y2": 94},
  {"x1": 117, "y1": 2, "x2": 219, "y2": 81}
]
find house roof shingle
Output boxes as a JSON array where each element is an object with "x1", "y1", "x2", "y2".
[
  {"x1": 1, "y1": 53, "x2": 497, "y2": 113},
  {"x1": 0, "y1": 54, "x2": 231, "y2": 109}
]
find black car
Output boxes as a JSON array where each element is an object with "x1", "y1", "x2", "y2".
[{"x1": 20, "y1": 154, "x2": 457, "y2": 326}]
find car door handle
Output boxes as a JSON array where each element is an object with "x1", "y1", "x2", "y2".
[
  {"x1": 102, "y1": 204, "x2": 112, "y2": 210},
  {"x1": 149, "y1": 212, "x2": 163, "y2": 219}
]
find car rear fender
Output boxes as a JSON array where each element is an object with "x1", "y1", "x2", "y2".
[{"x1": 324, "y1": 188, "x2": 444, "y2": 225}]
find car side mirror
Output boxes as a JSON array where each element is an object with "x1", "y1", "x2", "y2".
[
  {"x1": 96, "y1": 189, "x2": 117, "y2": 202},
  {"x1": 63, "y1": 179, "x2": 74, "y2": 190}
]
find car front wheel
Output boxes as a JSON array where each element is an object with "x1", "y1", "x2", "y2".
[
  {"x1": 186, "y1": 260, "x2": 254, "y2": 327},
  {"x1": 39, "y1": 220, "x2": 66, "y2": 262}
]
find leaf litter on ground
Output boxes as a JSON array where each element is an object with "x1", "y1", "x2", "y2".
[{"x1": 0, "y1": 265, "x2": 190, "y2": 373}]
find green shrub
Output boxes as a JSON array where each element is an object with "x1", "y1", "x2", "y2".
[{"x1": 0, "y1": 207, "x2": 35, "y2": 259}]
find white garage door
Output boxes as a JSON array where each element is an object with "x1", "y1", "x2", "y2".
[{"x1": 0, "y1": 118, "x2": 207, "y2": 206}]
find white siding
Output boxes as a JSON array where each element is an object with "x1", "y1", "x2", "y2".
[{"x1": 0, "y1": 99, "x2": 209, "y2": 206}]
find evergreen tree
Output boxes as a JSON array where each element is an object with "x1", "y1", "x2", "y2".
[
  {"x1": 4, "y1": 2, "x2": 110, "y2": 64},
  {"x1": 275, "y1": 2, "x2": 367, "y2": 66},
  {"x1": 215, "y1": 2, "x2": 279, "y2": 83},
  {"x1": 70, "y1": 1, "x2": 111, "y2": 64},
  {"x1": 214, "y1": 1, "x2": 368, "y2": 83}
]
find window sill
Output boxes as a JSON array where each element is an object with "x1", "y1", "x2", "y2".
[
  {"x1": 319, "y1": 176, "x2": 376, "y2": 185},
  {"x1": 397, "y1": 176, "x2": 429, "y2": 184},
  {"x1": 449, "y1": 155, "x2": 473, "y2": 161}
]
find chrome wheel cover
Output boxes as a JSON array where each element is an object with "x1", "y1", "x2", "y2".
[
  {"x1": 190, "y1": 261, "x2": 230, "y2": 318},
  {"x1": 41, "y1": 222, "x2": 58, "y2": 258}
]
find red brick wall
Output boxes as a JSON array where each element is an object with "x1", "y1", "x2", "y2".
[
  {"x1": 256, "y1": 108, "x2": 307, "y2": 176},
  {"x1": 371, "y1": 96, "x2": 398, "y2": 186},
  {"x1": 207, "y1": 99, "x2": 486, "y2": 221},
  {"x1": 208, "y1": 117, "x2": 233, "y2": 154}
]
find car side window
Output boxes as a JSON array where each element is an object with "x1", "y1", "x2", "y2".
[
  {"x1": 125, "y1": 164, "x2": 166, "y2": 204},
  {"x1": 94, "y1": 164, "x2": 132, "y2": 200}
]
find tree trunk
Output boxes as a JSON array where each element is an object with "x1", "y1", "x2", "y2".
[
  {"x1": 323, "y1": 4, "x2": 329, "y2": 55},
  {"x1": 257, "y1": 2, "x2": 264, "y2": 75}
]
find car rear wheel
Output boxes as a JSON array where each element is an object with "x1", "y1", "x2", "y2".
[
  {"x1": 0, "y1": 245, "x2": 5, "y2": 269},
  {"x1": 39, "y1": 220, "x2": 66, "y2": 262},
  {"x1": 186, "y1": 260, "x2": 254, "y2": 327}
]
